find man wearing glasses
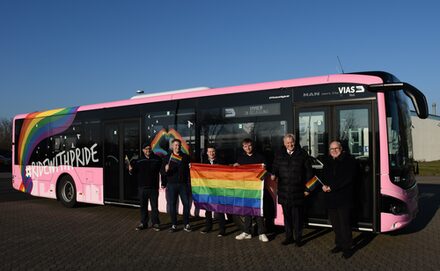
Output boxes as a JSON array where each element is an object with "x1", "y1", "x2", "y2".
[{"x1": 322, "y1": 140, "x2": 357, "y2": 259}]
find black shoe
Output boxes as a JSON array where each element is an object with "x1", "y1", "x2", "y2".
[
  {"x1": 330, "y1": 246, "x2": 343, "y2": 254},
  {"x1": 200, "y1": 227, "x2": 212, "y2": 234},
  {"x1": 295, "y1": 240, "x2": 304, "y2": 247},
  {"x1": 342, "y1": 249, "x2": 353, "y2": 259},
  {"x1": 169, "y1": 225, "x2": 177, "y2": 233},
  {"x1": 184, "y1": 224, "x2": 192, "y2": 232},
  {"x1": 152, "y1": 224, "x2": 160, "y2": 232},
  {"x1": 135, "y1": 224, "x2": 146, "y2": 231},
  {"x1": 281, "y1": 238, "x2": 294, "y2": 246},
  {"x1": 217, "y1": 231, "x2": 226, "y2": 237}
]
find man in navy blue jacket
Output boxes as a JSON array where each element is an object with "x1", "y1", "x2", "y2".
[{"x1": 161, "y1": 139, "x2": 192, "y2": 233}]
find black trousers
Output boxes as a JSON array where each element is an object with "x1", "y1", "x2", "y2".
[
  {"x1": 139, "y1": 187, "x2": 159, "y2": 226},
  {"x1": 281, "y1": 204, "x2": 304, "y2": 241},
  {"x1": 328, "y1": 207, "x2": 353, "y2": 250},
  {"x1": 243, "y1": 215, "x2": 266, "y2": 235},
  {"x1": 205, "y1": 211, "x2": 226, "y2": 232}
]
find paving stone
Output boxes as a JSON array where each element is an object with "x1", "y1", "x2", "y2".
[{"x1": 0, "y1": 176, "x2": 439, "y2": 271}]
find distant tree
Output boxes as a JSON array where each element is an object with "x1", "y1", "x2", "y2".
[{"x1": 0, "y1": 118, "x2": 12, "y2": 153}]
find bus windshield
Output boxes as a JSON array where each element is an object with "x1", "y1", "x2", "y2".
[{"x1": 385, "y1": 90, "x2": 415, "y2": 188}]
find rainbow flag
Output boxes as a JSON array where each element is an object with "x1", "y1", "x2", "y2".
[
  {"x1": 169, "y1": 153, "x2": 183, "y2": 164},
  {"x1": 190, "y1": 163, "x2": 265, "y2": 217},
  {"x1": 256, "y1": 168, "x2": 269, "y2": 180},
  {"x1": 305, "y1": 175, "x2": 324, "y2": 192}
]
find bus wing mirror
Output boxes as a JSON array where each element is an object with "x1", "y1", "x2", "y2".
[{"x1": 368, "y1": 83, "x2": 429, "y2": 119}]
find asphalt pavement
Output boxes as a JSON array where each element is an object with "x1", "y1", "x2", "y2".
[{"x1": 0, "y1": 173, "x2": 439, "y2": 271}]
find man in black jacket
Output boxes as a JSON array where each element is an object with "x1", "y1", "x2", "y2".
[
  {"x1": 322, "y1": 140, "x2": 356, "y2": 259},
  {"x1": 161, "y1": 139, "x2": 192, "y2": 233},
  {"x1": 200, "y1": 145, "x2": 226, "y2": 237},
  {"x1": 271, "y1": 134, "x2": 313, "y2": 246},
  {"x1": 234, "y1": 138, "x2": 269, "y2": 243},
  {"x1": 129, "y1": 143, "x2": 162, "y2": 231}
]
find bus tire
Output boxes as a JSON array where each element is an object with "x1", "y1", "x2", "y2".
[{"x1": 58, "y1": 175, "x2": 77, "y2": 208}]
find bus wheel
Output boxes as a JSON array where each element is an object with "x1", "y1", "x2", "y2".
[{"x1": 58, "y1": 175, "x2": 77, "y2": 208}]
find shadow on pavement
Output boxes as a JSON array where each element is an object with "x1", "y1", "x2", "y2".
[
  {"x1": 0, "y1": 174, "x2": 36, "y2": 203},
  {"x1": 303, "y1": 228, "x2": 332, "y2": 244},
  {"x1": 392, "y1": 183, "x2": 440, "y2": 235},
  {"x1": 352, "y1": 232, "x2": 377, "y2": 252}
]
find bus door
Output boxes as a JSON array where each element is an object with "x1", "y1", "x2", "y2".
[
  {"x1": 103, "y1": 119, "x2": 140, "y2": 204},
  {"x1": 336, "y1": 104, "x2": 374, "y2": 230},
  {"x1": 297, "y1": 108, "x2": 329, "y2": 223},
  {"x1": 296, "y1": 103, "x2": 374, "y2": 230}
]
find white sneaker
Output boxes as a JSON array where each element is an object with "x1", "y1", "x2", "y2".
[
  {"x1": 259, "y1": 234, "x2": 269, "y2": 242},
  {"x1": 235, "y1": 232, "x2": 252, "y2": 240}
]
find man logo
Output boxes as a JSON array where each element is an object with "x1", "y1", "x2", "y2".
[{"x1": 338, "y1": 85, "x2": 365, "y2": 94}]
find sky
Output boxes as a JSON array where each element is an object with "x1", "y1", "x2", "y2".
[{"x1": 1, "y1": 0, "x2": 439, "y2": 120}]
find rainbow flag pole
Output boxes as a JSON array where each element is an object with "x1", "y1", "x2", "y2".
[
  {"x1": 168, "y1": 152, "x2": 182, "y2": 165},
  {"x1": 305, "y1": 175, "x2": 325, "y2": 192}
]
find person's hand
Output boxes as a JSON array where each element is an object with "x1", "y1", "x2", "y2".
[
  {"x1": 322, "y1": 185, "x2": 331, "y2": 192},
  {"x1": 188, "y1": 163, "x2": 191, "y2": 168},
  {"x1": 233, "y1": 163, "x2": 240, "y2": 167},
  {"x1": 165, "y1": 164, "x2": 169, "y2": 172},
  {"x1": 304, "y1": 191, "x2": 310, "y2": 196}
]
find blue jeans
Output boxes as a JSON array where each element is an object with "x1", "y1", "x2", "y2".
[
  {"x1": 139, "y1": 187, "x2": 159, "y2": 226},
  {"x1": 167, "y1": 183, "x2": 191, "y2": 226}
]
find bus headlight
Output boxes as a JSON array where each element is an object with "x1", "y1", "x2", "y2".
[{"x1": 381, "y1": 196, "x2": 408, "y2": 215}]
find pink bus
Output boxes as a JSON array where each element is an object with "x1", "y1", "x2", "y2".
[{"x1": 12, "y1": 71, "x2": 428, "y2": 233}]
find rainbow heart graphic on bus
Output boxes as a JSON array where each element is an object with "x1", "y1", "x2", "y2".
[
  {"x1": 150, "y1": 128, "x2": 190, "y2": 156},
  {"x1": 17, "y1": 107, "x2": 79, "y2": 193}
]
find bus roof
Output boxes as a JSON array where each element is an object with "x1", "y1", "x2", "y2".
[{"x1": 14, "y1": 73, "x2": 384, "y2": 119}]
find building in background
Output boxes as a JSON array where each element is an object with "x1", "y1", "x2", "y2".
[{"x1": 411, "y1": 110, "x2": 440, "y2": 162}]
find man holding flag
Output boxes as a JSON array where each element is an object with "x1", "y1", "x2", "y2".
[
  {"x1": 271, "y1": 134, "x2": 313, "y2": 246},
  {"x1": 199, "y1": 145, "x2": 227, "y2": 236},
  {"x1": 321, "y1": 140, "x2": 356, "y2": 259},
  {"x1": 234, "y1": 138, "x2": 269, "y2": 243},
  {"x1": 161, "y1": 139, "x2": 192, "y2": 233}
]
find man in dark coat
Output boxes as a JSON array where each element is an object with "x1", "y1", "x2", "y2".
[
  {"x1": 271, "y1": 133, "x2": 313, "y2": 246},
  {"x1": 322, "y1": 140, "x2": 356, "y2": 259},
  {"x1": 200, "y1": 145, "x2": 226, "y2": 237},
  {"x1": 129, "y1": 143, "x2": 162, "y2": 231},
  {"x1": 161, "y1": 139, "x2": 192, "y2": 233}
]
